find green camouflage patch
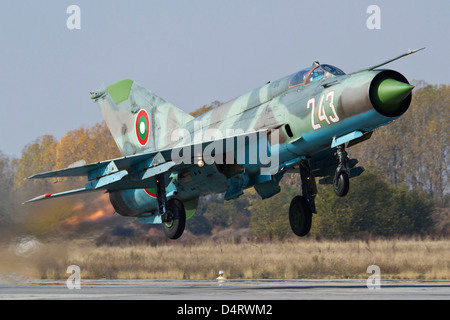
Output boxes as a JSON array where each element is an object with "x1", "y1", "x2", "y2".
[{"x1": 106, "y1": 79, "x2": 134, "y2": 104}]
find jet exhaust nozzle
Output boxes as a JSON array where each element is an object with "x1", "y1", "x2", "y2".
[{"x1": 369, "y1": 71, "x2": 413, "y2": 117}]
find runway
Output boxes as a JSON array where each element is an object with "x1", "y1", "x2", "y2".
[{"x1": 1, "y1": 279, "x2": 449, "y2": 300}]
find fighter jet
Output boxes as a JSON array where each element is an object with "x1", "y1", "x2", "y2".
[{"x1": 25, "y1": 48, "x2": 423, "y2": 239}]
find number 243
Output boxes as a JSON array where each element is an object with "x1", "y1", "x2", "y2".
[{"x1": 307, "y1": 91, "x2": 339, "y2": 130}]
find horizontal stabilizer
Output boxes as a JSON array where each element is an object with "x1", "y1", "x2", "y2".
[{"x1": 23, "y1": 187, "x2": 96, "y2": 204}]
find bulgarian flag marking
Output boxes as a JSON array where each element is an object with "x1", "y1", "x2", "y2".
[
  {"x1": 135, "y1": 109, "x2": 150, "y2": 146},
  {"x1": 144, "y1": 188, "x2": 156, "y2": 198}
]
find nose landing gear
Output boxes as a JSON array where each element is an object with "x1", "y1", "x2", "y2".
[{"x1": 333, "y1": 145, "x2": 350, "y2": 197}]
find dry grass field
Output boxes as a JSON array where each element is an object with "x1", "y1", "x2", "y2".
[{"x1": 1, "y1": 237, "x2": 449, "y2": 281}]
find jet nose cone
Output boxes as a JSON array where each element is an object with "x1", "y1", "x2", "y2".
[
  {"x1": 370, "y1": 77, "x2": 414, "y2": 117},
  {"x1": 377, "y1": 78, "x2": 414, "y2": 106}
]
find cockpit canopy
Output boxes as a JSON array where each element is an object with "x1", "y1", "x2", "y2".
[{"x1": 290, "y1": 64, "x2": 345, "y2": 87}]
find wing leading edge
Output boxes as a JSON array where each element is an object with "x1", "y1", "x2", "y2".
[
  {"x1": 23, "y1": 150, "x2": 166, "y2": 204},
  {"x1": 24, "y1": 129, "x2": 273, "y2": 204}
]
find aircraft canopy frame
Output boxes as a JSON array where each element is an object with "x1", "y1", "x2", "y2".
[{"x1": 289, "y1": 64, "x2": 345, "y2": 87}]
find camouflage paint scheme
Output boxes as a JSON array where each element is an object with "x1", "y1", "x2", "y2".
[{"x1": 25, "y1": 49, "x2": 422, "y2": 238}]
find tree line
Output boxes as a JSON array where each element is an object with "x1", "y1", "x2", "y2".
[{"x1": 0, "y1": 84, "x2": 448, "y2": 239}]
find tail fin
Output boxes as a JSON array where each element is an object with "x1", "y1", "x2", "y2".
[{"x1": 91, "y1": 79, "x2": 194, "y2": 156}]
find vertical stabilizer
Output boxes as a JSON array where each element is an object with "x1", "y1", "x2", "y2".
[{"x1": 91, "y1": 79, "x2": 194, "y2": 156}]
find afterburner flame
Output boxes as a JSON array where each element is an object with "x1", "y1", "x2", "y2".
[
  {"x1": 64, "y1": 193, "x2": 113, "y2": 227},
  {"x1": 65, "y1": 208, "x2": 110, "y2": 226}
]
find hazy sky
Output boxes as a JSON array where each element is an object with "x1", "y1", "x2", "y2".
[{"x1": 1, "y1": 0, "x2": 449, "y2": 158}]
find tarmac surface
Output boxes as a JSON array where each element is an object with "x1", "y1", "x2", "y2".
[{"x1": 0, "y1": 279, "x2": 449, "y2": 300}]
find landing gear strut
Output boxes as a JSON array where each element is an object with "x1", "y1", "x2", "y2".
[
  {"x1": 289, "y1": 160, "x2": 316, "y2": 237},
  {"x1": 333, "y1": 145, "x2": 350, "y2": 197},
  {"x1": 156, "y1": 174, "x2": 186, "y2": 239}
]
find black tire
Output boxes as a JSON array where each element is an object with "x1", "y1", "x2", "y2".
[
  {"x1": 162, "y1": 199, "x2": 186, "y2": 240},
  {"x1": 289, "y1": 196, "x2": 312, "y2": 237},
  {"x1": 333, "y1": 171, "x2": 349, "y2": 197}
]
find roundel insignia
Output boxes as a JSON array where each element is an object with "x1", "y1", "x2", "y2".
[
  {"x1": 135, "y1": 109, "x2": 150, "y2": 146},
  {"x1": 144, "y1": 188, "x2": 156, "y2": 198}
]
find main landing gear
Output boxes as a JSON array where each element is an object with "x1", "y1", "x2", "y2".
[
  {"x1": 289, "y1": 160, "x2": 316, "y2": 237},
  {"x1": 156, "y1": 174, "x2": 186, "y2": 239},
  {"x1": 289, "y1": 145, "x2": 352, "y2": 237}
]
